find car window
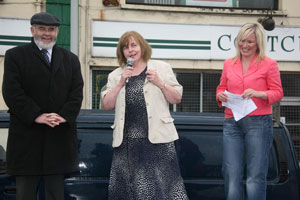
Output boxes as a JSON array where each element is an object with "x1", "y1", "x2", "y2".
[
  {"x1": 77, "y1": 128, "x2": 113, "y2": 177},
  {"x1": 0, "y1": 128, "x2": 8, "y2": 173},
  {"x1": 176, "y1": 130, "x2": 280, "y2": 181}
]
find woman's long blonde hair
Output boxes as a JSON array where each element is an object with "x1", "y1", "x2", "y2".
[{"x1": 233, "y1": 22, "x2": 266, "y2": 62}]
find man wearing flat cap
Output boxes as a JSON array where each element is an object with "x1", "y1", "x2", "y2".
[{"x1": 2, "y1": 12, "x2": 83, "y2": 200}]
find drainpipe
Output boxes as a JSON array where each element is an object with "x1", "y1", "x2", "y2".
[{"x1": 70, "y1": 0, "x2": 79, "y2": 55}]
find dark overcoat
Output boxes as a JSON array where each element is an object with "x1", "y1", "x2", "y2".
[{"x1": 2, "y1": 40, "x2": 84, "y2": 175}]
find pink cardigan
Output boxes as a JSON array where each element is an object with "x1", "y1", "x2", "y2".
[{"x1": 216, "y1": 55, "x2": 283, "y2": 118}]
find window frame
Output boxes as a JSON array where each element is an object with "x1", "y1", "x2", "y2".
[{"x1": 120, "y1": 0, "x2": 285, "y2": 15}]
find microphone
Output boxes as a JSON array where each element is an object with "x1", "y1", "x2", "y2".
[{"x1": 126, "y1": 58, "x2": 134, "y2": 83}]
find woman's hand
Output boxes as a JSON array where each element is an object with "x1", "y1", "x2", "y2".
[
  {"x1": 146, "y1": 69, "x2": 182, "y2": 104},
  {"x1": 242, "y1": 88, "x2": 268, "y2": 100},
  {"x1": 103, "y1": 68, "x2": 132, "y2": 110},
  {"x1": 146, "y1": 69, "x2": 163, "y2": 88},
  {"x1": 217, "y1": 92, "x2": 228, "y2": 102},
  {"x1": 121, "y1": 66, "x2": 133, "y2": 85}
]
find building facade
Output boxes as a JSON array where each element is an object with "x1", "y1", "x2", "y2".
[{"x1": 0, "y1": 0, "x2": 299, "y2": 156}]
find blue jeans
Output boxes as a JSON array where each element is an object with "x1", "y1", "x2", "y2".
[{"x1": 222, "y1": 115, "x2": 273, "y2": 200}]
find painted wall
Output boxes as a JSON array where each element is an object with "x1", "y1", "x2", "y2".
[
  {"x1": 0, "y1": 0, "x2": 300, "y2": 109},
  {"x1": 78, "y1": 0, "x2": 300, "y2": 108}
]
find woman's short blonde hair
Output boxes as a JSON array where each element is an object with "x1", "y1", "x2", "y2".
[
  {"x1": 234, "y1": 22, "x2": 266, "y2": 62},
  {"x1": 116, "y1": 31, "x2": 152, "y2": 67}
]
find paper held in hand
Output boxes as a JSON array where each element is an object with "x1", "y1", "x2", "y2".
[{"x1": 222, "y1": 90, "x2": 257, "y2": 121}]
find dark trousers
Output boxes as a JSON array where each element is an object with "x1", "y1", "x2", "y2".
[{"x1": 16, "y1": 175, "x2": 65, "y2": 200}]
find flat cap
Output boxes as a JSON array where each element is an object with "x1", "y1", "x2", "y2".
[{"x1": 30, "y1": 12, "x2": 61, "y2": 26}]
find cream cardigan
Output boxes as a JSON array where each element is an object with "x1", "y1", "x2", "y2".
[{"x1": 101, "y1": 59, "x2": 183, "y2": 147}]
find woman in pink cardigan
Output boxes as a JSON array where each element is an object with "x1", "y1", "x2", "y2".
[{"x1": 216, "y1": 23, "x2": 283, "y2": 200}]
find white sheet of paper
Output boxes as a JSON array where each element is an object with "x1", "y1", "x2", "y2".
[{"x1": 222, "y1": 90, "x2": 257, "y2": 121}]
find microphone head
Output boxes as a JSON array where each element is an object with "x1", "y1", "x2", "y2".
[{"x1": 127, "y1": 58, "x2": 134, "y2": 67}]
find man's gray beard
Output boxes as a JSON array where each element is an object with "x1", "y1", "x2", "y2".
[{"x1": 34, "y1": 37, "x2": 56, "y2": 50}]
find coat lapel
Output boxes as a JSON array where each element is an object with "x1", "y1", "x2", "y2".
[
  {"x1": 232, "y1": 58, "x2": 243, "y2": 79},
  {"x1": 116, "y1": 66, "x2": 124, "y2": 81},
  {"x1": 31, "y1": 42, "x2": 51, "y2": 69},
  {"x1": 144, "y1": 61, "x2": 155, "y2": 84},
  {"x1": 51, "y1": 45, "x2": 62, "y2": 74}
]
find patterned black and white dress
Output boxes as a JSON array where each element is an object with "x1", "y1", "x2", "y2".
[{"x1": 108, "y1": 67, "x2": 189, "y2": 200}]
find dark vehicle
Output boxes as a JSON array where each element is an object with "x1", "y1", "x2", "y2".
[{"x1": 0, "y1": 110, "x2": 299, "y2": 199}]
